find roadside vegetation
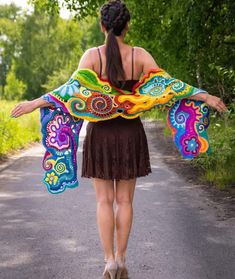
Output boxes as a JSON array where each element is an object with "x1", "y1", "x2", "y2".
[{"x1": 0, "y1": 100, "x2": 40, "y2": 158}]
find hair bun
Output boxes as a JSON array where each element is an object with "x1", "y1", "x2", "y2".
[{"x1": 100, "y1": 0, "x2": 131, "y2": 36}]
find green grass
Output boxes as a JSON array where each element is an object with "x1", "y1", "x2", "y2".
[
  {"x1": 142, "y1": 107, "x2": 167, "y2": 121},
  {"x1": 193, "y1": 112, "x2": 235, "y2": 190},
  {"x1": 0, "y1": 100, "x2": 41, "y2": 158}
]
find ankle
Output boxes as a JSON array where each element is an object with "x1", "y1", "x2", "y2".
[
  {"x1": 104, "y1": 255, "x2": 115, "y2": 262},
  {"x1": 115, "y1": 252, "x2": 126, "y2": 262}
]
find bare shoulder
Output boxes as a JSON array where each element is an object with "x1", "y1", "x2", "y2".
[
  {"x1": 133, "y1": 46, "x2": 159, "y2": 72},
  {"x1": 133, "y1": 46, "x2": 151, "y2": 56},
  {"x1": 78, "y1": 47, "x2": 100, "y2": 69},
  {"x1": 83, "y1": 47, "x2": 99, "y2": 59}
]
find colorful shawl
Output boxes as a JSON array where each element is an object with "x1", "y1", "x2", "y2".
[{"x1": 40, "y1": 68, "x2": 210, "y2": 194}]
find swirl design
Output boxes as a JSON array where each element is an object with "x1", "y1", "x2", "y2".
[
  {"x1": 41, "y1": 107, "x2": 83, "y2": 194},
  {"x1": 139, "y1": 77, "x2": 166, "y2": 96},
  {"x1": 69, "y1": 98, "x2": 86, "y2": 115},
  {"x1": 175, "y1": 111, "x2": 187, "y2": 126},
  {"x1": 87, "y1": 94, "x2": 113, "y2": 116},
  {"x1": 102, "y1": 85, "x2": 111, "y2": 92},
  {"x1": 198, "y1": 123, "x2": 205, "y2": 132},
  {"x1": 171, "y1": 80, "x2": 185, "y2": 92},
  {"x1": 46, "y1": 114, "x2": 71, "y2": 150},
  {"x1": 168, "y1": 99, "x2": 210, "y2": 158},
  {"x1": 43, "y1": 159, "x2": 54, "y2": 170},
  {"x1": 81, "y1": 87, "x2": 91, "y2": 97},
  {"x1": 40, "y1": 68, "x2": 211, "y2": 194},
  {"x1": 55, "y1": 162, "x2": 66, "y2": 174}
]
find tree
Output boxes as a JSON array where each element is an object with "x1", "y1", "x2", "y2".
[
  {"x1": 16, "y1": 10, "x2": 84, "y2": 99},
  {"x1": 4, "y1": 60, "x2": 26, "y2": 100},
  {"x1": 0, "y1": 4, "x2": 22, "y2": 97}
]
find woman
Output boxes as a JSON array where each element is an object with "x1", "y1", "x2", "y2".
[{"x1": 10, "y1": 1, "x2": 227, "y2": 278}]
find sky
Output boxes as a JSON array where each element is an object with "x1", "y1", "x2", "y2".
[{"x1": 0, "y1": 0, "x2": 71, "y2": 18}]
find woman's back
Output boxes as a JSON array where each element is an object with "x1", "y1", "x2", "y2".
[
  {"x1": 81, "y1": 42, "x2": 152, "y2": 179},
  {"x1": 78, "y1": 43, "x2": 159, "y2": 86},
  {"x1": 94, "y1": 44, "x2": 141, "y2": 81},
  {"x1": 96, "y1": 44, "x2": 139, "y2": 91}
]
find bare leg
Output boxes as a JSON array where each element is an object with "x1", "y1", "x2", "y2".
[
  {"x1": 115, "y1": 178, "x2": 136, "y2": 260},
  {"x1": 92, "y1": 177, "x2": 115, "y2": 261}
]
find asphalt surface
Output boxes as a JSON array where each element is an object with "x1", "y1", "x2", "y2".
[{"x1": 0, "y1": 120, "x2": 234, "y2": 279}]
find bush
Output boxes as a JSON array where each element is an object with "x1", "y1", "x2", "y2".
[
  {"x1": 193, "y1": 110, "x2": 235, "y2": 190},
  {"x1": 4, "y1": 62, "x2": 26, "y2": 100},
  {"x1": 0, "y1": 100, "x2": 41, "y2": 158}
]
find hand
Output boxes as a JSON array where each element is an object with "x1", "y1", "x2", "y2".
[
  {"x1": 10, "y1": 100, "x2": 37, "y2": 118},
  {"x1": 205, "y1": 94, "x2": 228, "y2": 113}
]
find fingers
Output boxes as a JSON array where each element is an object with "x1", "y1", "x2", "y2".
[
  {"x1": 221, "y1": 102, "x2": 228, "y2": 112},
  {"x1": 216, "y1": 105, "x2": 226, "y2": 113},
  {"x1": 11, "y1": 111, "x2": 23, "y2": 118},
  {"x1": 207, "y1": 95, "x2": 227, "y2": 113},
  {"x1": 217, "y1": 100, "x2": 228, "y2": 113},
  {"x1": 10, "y1": 104, "x2": 23, "y2": 118}
]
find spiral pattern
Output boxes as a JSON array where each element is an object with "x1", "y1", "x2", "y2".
[
  {"x1": 44, "y1": 159, "x2": 53, "y2": 170},
  {"x1": 87, "y1": 94, "x2": 113, "y2": 116},
  {"x1": 69, "y1": 98, "x2": 86, "y2": 113},
  {"x1": 55, "y1": 162, "x2": 66, "y2": 174},
  {"x1": 150, "y1": 83, "x2": 165, "y2": 96},
  {"x1": 202, "y1": 105, "x2": 209, "y2": 114},
  {"x1": 175, "y1": 111, "x2": 187, "y2": 126},
  {"x1": 171, "y1": 80, "x2": 185, "y2": 92},
  {"x1": 81, "y1": 88, "x2": 91, "y2": 97},
  {"x1": 102, "y1": 85, "x2": 111, "y2": 92},
  {"x1": 198, "y1": 123, "x2": 205, "y2": 132}
]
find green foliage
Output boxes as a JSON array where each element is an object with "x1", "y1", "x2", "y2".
[
  {"x1": 30, "y1": 0, "x2": 235, "y2": 100},
  {"x1": 0, "y1": 3, "x2": 20, "y2": 19},
  {"x1": 1, "y1": 3, "x2": 105, "y2": 101},
  {"x1": 30, "y1": 0, "x2": 60, "y2": 15},
  {"x1": 4, "y1": 61, "x2": 26, "y2": 100},
  {"x1": 80, "y1": 17, "x2": 104, "y2": 50},
  {"x1": 142, "y1": 108, "x2": 167, "y2": 122},
  {"x1": 42, "y1": 63, "x2": 75, "y2": 91},
  {"x1": 16, "y1": 13, "x2": 84, "y2": 99},
  {"x1": 0, "y1": 100, "x2": 41, "y2": 158},
  {"x1": 31, "y1": 0, "x2": 104, "y2": 19},
  {"x1": 0, "y1": 4, "x2": 22, "y2": 97},
  {"x1": 193, "y1": 110, "x2": 235, "y2": 189}
]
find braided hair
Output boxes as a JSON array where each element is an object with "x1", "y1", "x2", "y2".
[{"x1": 100, "y1": 0, "x2": 131, "y2": 87}]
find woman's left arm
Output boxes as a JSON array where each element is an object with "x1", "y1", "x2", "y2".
[{"x1": 188, "y1": 92, "x2": 228, "y2": 113}]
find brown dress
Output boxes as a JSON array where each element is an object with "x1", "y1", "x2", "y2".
[{"x1": 81, "y1": 47, "x2": 152, "y2": 180}]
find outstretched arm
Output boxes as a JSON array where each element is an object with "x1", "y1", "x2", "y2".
[
  {"x1": 10, "y1": 47, "x2": 96, "y2": 119},
  {"x1": 140, "y1": 47, "x2": 228, "y2": 113},
  {"x1": 188, "y1": 93, "x2": 227, "y2": 113},
  {"x1": 10, "y1": 97, "x2": 52, "y2": 118}
]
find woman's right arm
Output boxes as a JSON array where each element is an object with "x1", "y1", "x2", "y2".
[
  {"x1": 140, "y1": 48, "x2": 227, "y2": 113},
  {"x1": 10, "y1": 97, "x2": 51, "y2": 118}
]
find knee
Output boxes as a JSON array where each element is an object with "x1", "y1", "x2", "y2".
[
  {"x1": 115, "y1": 194, "x2": 132, "y2": 207},
  {"x1": 97, "y1": 196, "x2": 114, "y2": 206}
]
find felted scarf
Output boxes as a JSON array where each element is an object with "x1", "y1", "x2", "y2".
[{"x1": 40, "y1": 68, "x2": 210, "y2": 194}]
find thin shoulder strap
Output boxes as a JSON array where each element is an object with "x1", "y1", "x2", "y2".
[
  {"x1": 97, "y1": 47, "x2": 102, "y2": 78},
  {"x1": 132, "y1": 47, "x2": 134, "y2": 80}
]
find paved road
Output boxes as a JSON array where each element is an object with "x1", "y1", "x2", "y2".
[{"x1": 0, "y1": 121, "x2": 234, "y2": 279}]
